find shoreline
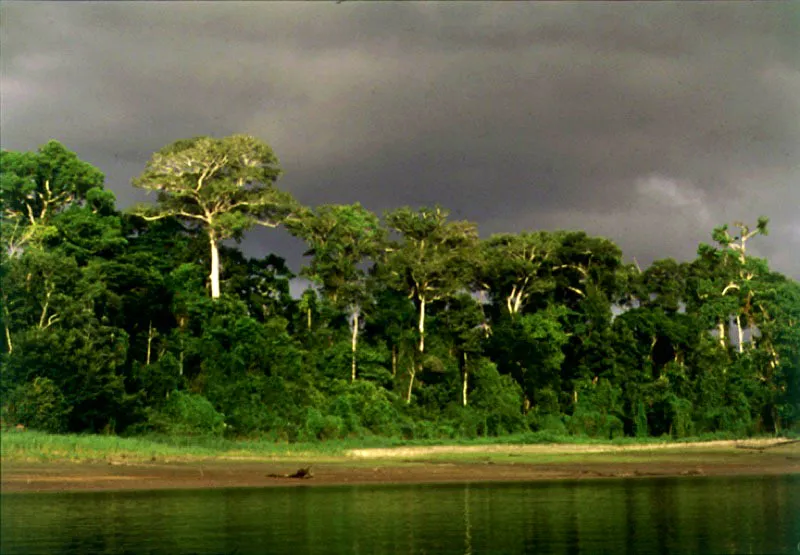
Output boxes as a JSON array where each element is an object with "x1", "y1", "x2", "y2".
[{"x1": 3, "y1": 439, "x2": 798, "y2": 493}]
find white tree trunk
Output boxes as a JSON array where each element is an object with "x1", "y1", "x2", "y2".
[
  {"x1": 4, "y1": 321, "x2": 12, "y2": 354},
  {"x1": 38, "y1": 283, "x2": 54, "y2": 329},
  {"x1": 209, "y1": 232, "x2": 221, "y2": 299},
  {"x1": 717, "y1": 321, "x2": 726, "y2": 349},
  {"x1": 350, "y1": 308, "x2": 359, "y2": 382},
  {"x1": 146, "y1": 320, "x2": 154, "y2": 366},
  {"x1": 418, "y1": 297, "x2": 426, "y2": 355},
  {"x1": 3, "y1": 297, "x2": 12, "y2": 354},
  {"x1": 406, "y1": 297, "x2": 427, "y2": 404},
  {"x1": 735, "y1": 314, "x2": 744, "y2": 354},
  {"x1": 462, "y1": 352, "x2": 468, "y2": 407},
  {"x1": 405, "y1": 365, "x2": 416, "y2": 404}
]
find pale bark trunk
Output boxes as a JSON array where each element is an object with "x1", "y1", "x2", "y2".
[
  {"x1": 462, "y1": 352, "x2": 468, "y2": 407},
  {"x1": 418, "y1": 297, "x2": 426, "y2": 355},
  {"x1": 405, "y1": 297, "x2": 428, "y2": 404},
  {"x1": 405, "y1": 365, "x2": 416, "y2": 404},
  {"x1": 307, "y1": 308, "x2": 312, "y2": 331},
  {"x1": 3, "y1": 297, "x2": 12, "y2": 354},
  {"x1": 350, "y1": 309, "x2": 359, "y2": 382},
  {"x1": 512, "y1": 293, "x2": 522, "y2": 315},
  {"x1": 391, "y1": 345, "x2": 397, "y2": 377},
  {"x1": 38, "y1": 284, "x2": 53, "y2": 328},
  {"x1": 4, "y1": 323, "x2": 12, "y2": 353},
  {"x1": 209, "y1": 231, "x2": 220, "y2": 299},
  {"x1": 178, "y1": 316, "x2": 186, "y2": 376},
  {"x1": 146, "y1": 320, "x2": 154, "y2": 366},
  {"x1": 717, "y1": 320, "x2": 726, "y2": 349},
  {"x1": 735, "y1": 314, "x2": 744, "y2": 354}
]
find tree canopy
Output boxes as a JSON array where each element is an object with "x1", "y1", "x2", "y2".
[
  {"x1": 2, "y1": 139, "x2": 798, "y2": 441},
  {"x1": 131, "y1": 135, "x2": 301, "y2": 298}
]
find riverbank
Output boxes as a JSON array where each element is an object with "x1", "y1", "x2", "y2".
[{"x1": 3, "y1": 438, "x2": 798, "y2": 493}]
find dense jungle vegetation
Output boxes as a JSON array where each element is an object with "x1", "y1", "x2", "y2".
[{"x1": 1, "y1": 136, "x2": 798, "y2": 441}]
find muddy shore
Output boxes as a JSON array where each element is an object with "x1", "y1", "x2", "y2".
[{"x1": 3, "y1": 440, "x2": 798, "y2": 493}]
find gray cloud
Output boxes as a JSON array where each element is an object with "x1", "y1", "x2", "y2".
[{"x1": 2, "y1": 1, "x2": 798, "y2": 277}]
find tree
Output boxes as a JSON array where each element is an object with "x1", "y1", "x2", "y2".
[
  {"x1": 288, "y1": 203, "x2": 385, "y2": 381},
  {"x1": 479, "y1": 231, "x2": 557, "y2": 317},
  {"x1": 711, "y1": 217, "x2": 769, "y2": 353},
  {"x1": 439, "y1": 293, "x2": 488, "y2": 406},
  {"x1": 1, "y1": 141, "x2": 104, "y2": 255},
  {"x1": 382, "y1": 207, "x2": 479, "y2": 403},
  {"x1": 131, "y1": 135, "x2": 301, "y2": 298}
]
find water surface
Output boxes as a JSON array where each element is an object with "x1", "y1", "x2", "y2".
[{"x1": 2, "y1": 475, "x2": 798, "y2": 554}]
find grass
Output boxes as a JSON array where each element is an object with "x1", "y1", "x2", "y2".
[
  {"x1": 0, "y1": 427, "x2": 786, "y2": 465},
  {"x1": 0, "y1": 429, "x2": 354, "y2": 463}
]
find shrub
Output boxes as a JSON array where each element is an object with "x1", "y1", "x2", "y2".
[
  {"x1": 567, "y1": 410, "x2": 624, "y2": 439},
  {"x1": 3, "y1": 377, "x2": 71, "y2": 433},
  {"x1": 300, "y1": 408, "x2": 344, "y2": 441},
  {"x1": 149, "y1": 391, "x2": 226, "y2": 436},
  {"x1": 527, "y1": 412, "x2": 567, "y2": 435}
]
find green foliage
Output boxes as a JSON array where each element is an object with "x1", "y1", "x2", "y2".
[
  {"x1": 2, "y1": 139, "x2": 797, "y2": 447},
  {"x1": 470, "y1": 360, "x2": 527, "y2": 435},
  {"x1": 567, "y1": 379, "x2": 625, "y2": 439},
  {"x1": 3, "y1": 377, "x2": 72, "y2": 433},
  {"x1": 148, "y1": 391, "x2": 226, "y2": 437}
]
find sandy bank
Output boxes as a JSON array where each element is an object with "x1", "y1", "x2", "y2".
[{"x1": 2, "y1": 440, "x2": 797, "y2": 493}]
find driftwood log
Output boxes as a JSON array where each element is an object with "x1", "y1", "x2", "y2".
[
  {"x1": 734, "y1": 439, "x2": 799, "y2": 452},
  {"x1": 267, "y1": 466, "x2": 314, "y2": 479}
]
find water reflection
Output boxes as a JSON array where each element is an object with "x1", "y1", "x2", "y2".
[{"x1": 2, "y1": 475, "x2": 798, "y2": 554}]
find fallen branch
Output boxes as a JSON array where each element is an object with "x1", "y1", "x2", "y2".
[
  {"x1": 267, "y1": 466, "x2": 314, "y2": 479},
  {"x1": 735, "y1": 439, "x2": 799, "y2": 452}
]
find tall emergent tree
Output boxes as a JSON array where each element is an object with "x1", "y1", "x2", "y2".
[
  {"x1": 383, "y1": 207, "x2": 479, "y2": 402},
  {"x1": 1, "y1": 140, "x2": 105, "y2": 254},
  {"x1": 288, "y1": 203, "x2": 385, "y2": 381},
  {"x1": 131, "y1": 135, "x2": 300, "y2": 298},
  {"x1": 480, "y1": 231, "x2": 558, "y2": 316}
]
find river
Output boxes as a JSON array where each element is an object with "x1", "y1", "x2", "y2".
[{"x1": 2, "y1": 475, "x2": 798, "y2": 554}]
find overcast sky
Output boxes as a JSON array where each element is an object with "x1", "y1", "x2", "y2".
[{"x1": 2, "y1": 2, "x2": 799, "y2": 279}]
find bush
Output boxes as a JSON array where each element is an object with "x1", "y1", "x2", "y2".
[
  {"x1": 3, "y1": 377, "x2": 71, "y2": 433},
  {"x1": 470, "y1": 360, "x2": 526, "y2": 435},
  {"x1": 566, "y1": 410, "x2": 624, "y2": 439},
  {"x1": 527, "y1": 412, "x2": 567, "y2": 435},
  {"x1": 148, "y1": 391, "x2": 226, "y2": 436},
  {"x1": 300, "y1": 407, "x2": 344, "y2": 441}
]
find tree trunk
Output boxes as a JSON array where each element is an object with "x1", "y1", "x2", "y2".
[
  {"x1": 462, "y1": 352, "x2": 468, "y2": 407},
  {"x1": 3, "y1": 296, "x2": 12, "y2": 354},
  {"x1": 717, "y1": 320, "x2": 726, "y2": 349},
  {"x1": 146, "y1": 320, "x2": 154, "y2": 366},
  {"x1": 209, "y1": 231, "x2": 221, "y2": 299},
  {"x1": 391, "y1": 345, "x2": 397, "y2": 377},
  {"x1": 418, "y1": 297, "x2": 426, "y2": 355},
  {"x1": 405, "y1": 364, "x2": 416, "y2": 404},
  {"x1": 350, "y1": 308, "x2": 359, "y2": 382},
  {"x1": 38, "y1": 282, "x2": 54, "y2": 329},
  {"x1": 735, "y1": 314, "x2": 744, "y2": 354},
  {"x1": 3, "y1": 322, "x2": 11, "y2": 354},
  {"x1": 407, "y1": 297, "x2": 426, "y2": 405},
  {"x1": 178, "y1": 316, "x2": 186, "y2": 376}
]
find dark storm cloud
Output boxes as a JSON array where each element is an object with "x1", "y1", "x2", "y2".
[{"x1": 2, "y1": 2, "x2": 798, "y2": 276}]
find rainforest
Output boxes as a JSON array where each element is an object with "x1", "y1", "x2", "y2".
[{"x1": 2, "y1": 136, "x2": 798, "y2": 442}]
